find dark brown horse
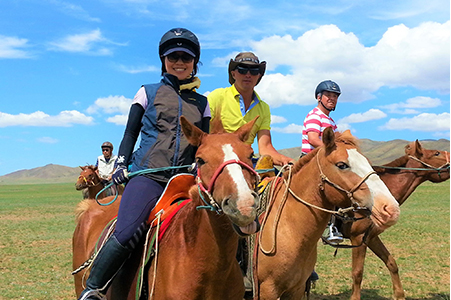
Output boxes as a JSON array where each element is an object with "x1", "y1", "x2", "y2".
[
  {"x1": 347, "y1": 140, "x2": 450, "y2": 300},
  {"x1": 253, "y1": 129, "x2": 400, "y2": 300},
  {"x1": 73, "y1": 116, "x2": 260, "y2": 299},
  {"x1": 75, "y1": 165, "x2": 124, "y2": 199}
]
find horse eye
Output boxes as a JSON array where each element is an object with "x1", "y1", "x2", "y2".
[
  {"x1": 196, "y1": 157, "x2": 205, "y2": 166},
  {"x1": 435, "y1": 151, "x2": 440, "y2": 156},
  {"x1": 336, "y1": 162, "x2": 349, "y2": 170}
]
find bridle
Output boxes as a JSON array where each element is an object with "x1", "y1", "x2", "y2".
[
  {"x1": 77, "y1": 171, "x2": 101, "y2": 188},
  {"x1": 196, "y1": 159, "x2": 258, "y2": 213},
  {"x1": 259, "y1": 148, "x2": 374, "y2": 255},
  {"x1": 373, "y1": 152, "x2": 450, "y2": 178},
  {"x1": 286, "y1": 148, "x2": 373, "y2": 221},
  {"x1": 315, "y1": 150, "x2": 374, "y2": 219}
]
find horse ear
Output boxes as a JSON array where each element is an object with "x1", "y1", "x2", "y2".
[
  {"x1": 341, "y1": 130, "x2": 352, "y2": 139},
  {"x1": 210, "y1": 106, "x2": 226, "y2": 134},
  {"x1": 405, "y1": 140, "x2": 423, "y2": 157},
  {"x1": 180, "y1": 115, "x2": 205, "y2": 147},
  {"x1": 79, "y1": 166, "x2": 84, "y2": 170},
  {"x1": 235, "y1": 116, "x2": 259, "y2": 142},
  {"x1": 322, "y1": 127, "x2": 336, "y2": 155}
]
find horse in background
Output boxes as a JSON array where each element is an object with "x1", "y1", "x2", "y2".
[
  {"x1": 73, "y1": 116, "x2": 260, "y2": 299},
  {"x1": 75, "y1": 165, "x2": 124, "y2": 199},
  {"x1": 346, "y1": 140, "x2": 450, "y2": 300},
  {"x1": 253, "y1": 128, "x2": 399, "y2": 300}
]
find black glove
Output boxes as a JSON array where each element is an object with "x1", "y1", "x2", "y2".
[{"x1": 112, "y1": 165, "x2": 129, "y2": 185}]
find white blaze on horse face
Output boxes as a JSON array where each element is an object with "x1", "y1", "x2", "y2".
[
  {"x1": 347, "y1": 149, "x2": 400, "y2": 229},
  {"x1": 222, "y1": 144, "x2": 255, "y2": 217}
]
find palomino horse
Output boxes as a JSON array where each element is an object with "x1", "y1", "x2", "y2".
[
  {"x1": 253, "y1": 128, "x2": 399, "y2": 300},
  {"x1": 75, "y1": 165, "x2": 124, "y2": 199},
  {"x1": 73, "y1": 116, "x2": 260, "y2": 299},
  {"x1": 347, "y1": 140, "x2": 450, "y2": 300}
]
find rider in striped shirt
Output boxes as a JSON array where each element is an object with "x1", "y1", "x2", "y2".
[{"x1": 301, "y1": 80, "x2": 340, "y2": 155}]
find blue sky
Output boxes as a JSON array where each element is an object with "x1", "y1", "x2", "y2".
[{"x1": 0, "y1": 0, "x2": 449, "y2": 176}]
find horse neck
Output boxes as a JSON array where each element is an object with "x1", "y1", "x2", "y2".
[
  {"x1": 87, "y1": 173, "x2": 105, "y2": 199},
  {"x1": 276, "y1": 162, "x2": 332, "y2": 240},
  {"x1": 379, "y1": 160, "x2": 428, "y2": 206},
  {"x1": 172, "y1": 193, "x2": 240, "y2": 263}
]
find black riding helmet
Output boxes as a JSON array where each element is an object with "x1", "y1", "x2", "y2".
[
  {"x1": 159, "y1": 28, "x2": 201, "y2": 76},
  {"x1": 315, "y1": 80, "x2": 341, "y2": 99},
  {"x1": 315, "y1": 80, "x2": 341, "y2": 112}
]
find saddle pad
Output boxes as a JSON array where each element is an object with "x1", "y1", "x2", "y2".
[{"x1": 147, "y1": 173, "x2": 195, "y2": 224}]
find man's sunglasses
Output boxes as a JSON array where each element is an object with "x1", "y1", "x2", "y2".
[
  {"x1": 236, "y1": 66, "x2": 261, "y2": 76},
  {"x1": 166, "y1": 52, "x2": 194, "y2": 63}
]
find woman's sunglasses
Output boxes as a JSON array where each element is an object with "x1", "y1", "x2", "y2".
[
  {"x1": 166, "y1": 52, "x2": 194, "y2": 63},
  {"x1": 235, "y1": 66, "x2": 261, "y2": 76}
]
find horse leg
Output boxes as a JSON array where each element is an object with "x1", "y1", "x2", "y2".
[
  {"x1": 350, "y1": 240, "x2": 368, "y2": 300},
  {"x1": 366, "y1": 235, "x2": 405, "y2": 300}
]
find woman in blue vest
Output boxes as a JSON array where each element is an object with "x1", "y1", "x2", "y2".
[{"x1": 78, "y1": 28, "x2": 210, "y2": 300}]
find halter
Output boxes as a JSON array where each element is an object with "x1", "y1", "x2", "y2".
[{"x1": 196, "y1": 159, "x2": 258, "y2": 213}]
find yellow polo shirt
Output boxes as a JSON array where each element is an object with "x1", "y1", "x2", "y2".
[{"x1": 207, "y1": 84, "x2": 271, "y2": 144}]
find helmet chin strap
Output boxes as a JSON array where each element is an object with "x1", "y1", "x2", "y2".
[{"x1": 320, "y1": 99, "x2": 335, "y2": 112}]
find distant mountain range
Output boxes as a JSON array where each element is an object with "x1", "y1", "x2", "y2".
[{"x1": 0, "y1": 138, "x2": 449, "y2": 185}]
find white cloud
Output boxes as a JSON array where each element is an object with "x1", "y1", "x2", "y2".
[
  {"x1": 0, "y1": 110, "x2": 94, "y2": 127},
  {"x1": 250, "y1": 21, "x2": 450, "y2": 107},
  {"x1": 48, "y1": 29, "x2": 119, "y2": 55},
  {"x1": 37, "y1": 136, "x2": 59, "y2": 144},
  {"x1": 338, "y1": 109, "x2": 387, "y2": 124},
  {"x1": 106, "y1": 115, "x2": 128, "y2": 125},
  {"x1": 271, "y1": 115, "x2": 287, "y2": 124},
  {"x1": 272, "y1": 123, "x2": 303, "y2": 134},
  {"x1": 87, "y1": 95, "x2": 133, "y2": 125},
  {"x1": 116, "y1": 64, "x2": 159, "y2": 74},
  {"x1": 380, "y1": 112, "x2": 450, "y2": 132},
  {"x1": 86, "y1": 95, "x2": 132, "y2": 115},
  {"x1": 379, "y1": 96, "x2": 442, "y2": 114},
  {"x1": 0, "y1": 35, "x2": 32, "y2": 59}
]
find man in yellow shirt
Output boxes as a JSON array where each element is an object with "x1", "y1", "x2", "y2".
[{"x1": 208, "y1": 52, "x2": 292, "y2": 166}]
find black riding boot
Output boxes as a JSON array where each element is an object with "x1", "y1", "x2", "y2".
[{"x1": 78, "y1": 235, "x2": 132, "y2": 300}]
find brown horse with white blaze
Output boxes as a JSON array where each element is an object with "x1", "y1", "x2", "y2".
[
  {"x1": 73, "y1": 116, "x2": 260, "y2": 299},
  {"x1": 254, "y1": 128, "x2": 399, "y2": 300},
  {"x1": 348, "y1": 140, "x2": 450, "y2": 300}
]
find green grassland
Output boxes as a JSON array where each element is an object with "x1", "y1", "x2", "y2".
[{"x1": 0, "y1": 181, "x2": 449, "y2": 299}]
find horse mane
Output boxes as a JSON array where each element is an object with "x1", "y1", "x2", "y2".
[
  {"x1": 75, "y1": 199, "x2": 92, "y2": 222},
  {"x1": 334, "y1": 131, "x2": 359, "y2": 149},
  {"x1": 290, "y1": 147, "x2": 319, "y2": 176},
  {"x1": 289, "y1": 130, "x2": 359, "y2": 176}
]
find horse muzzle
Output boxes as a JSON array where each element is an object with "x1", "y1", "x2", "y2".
[{"x1": 221, "y1": 191, "x2": 259, "y2": 227}]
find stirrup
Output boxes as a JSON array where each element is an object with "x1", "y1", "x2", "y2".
[
  {"x1": 325, "y1": 223, "x2": 344, "y2": 244},
  {"x1": 79, "y1": 290, "x2": 107, "y2": 300}
]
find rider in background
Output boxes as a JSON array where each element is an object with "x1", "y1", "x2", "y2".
[
  {"x1": 77, "y1": 28, "x2": 210, "y2": 300},
  {"x1": 95, "y1": 142, "x2": 117, "y2": 183},
  {"x1": 300, "y1": 80, "x2": 342, "y2": 285}
]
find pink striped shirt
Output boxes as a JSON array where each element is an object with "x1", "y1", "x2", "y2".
[{"x1": 301, "y1": 107, "x2": 337, "y2": 154}]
